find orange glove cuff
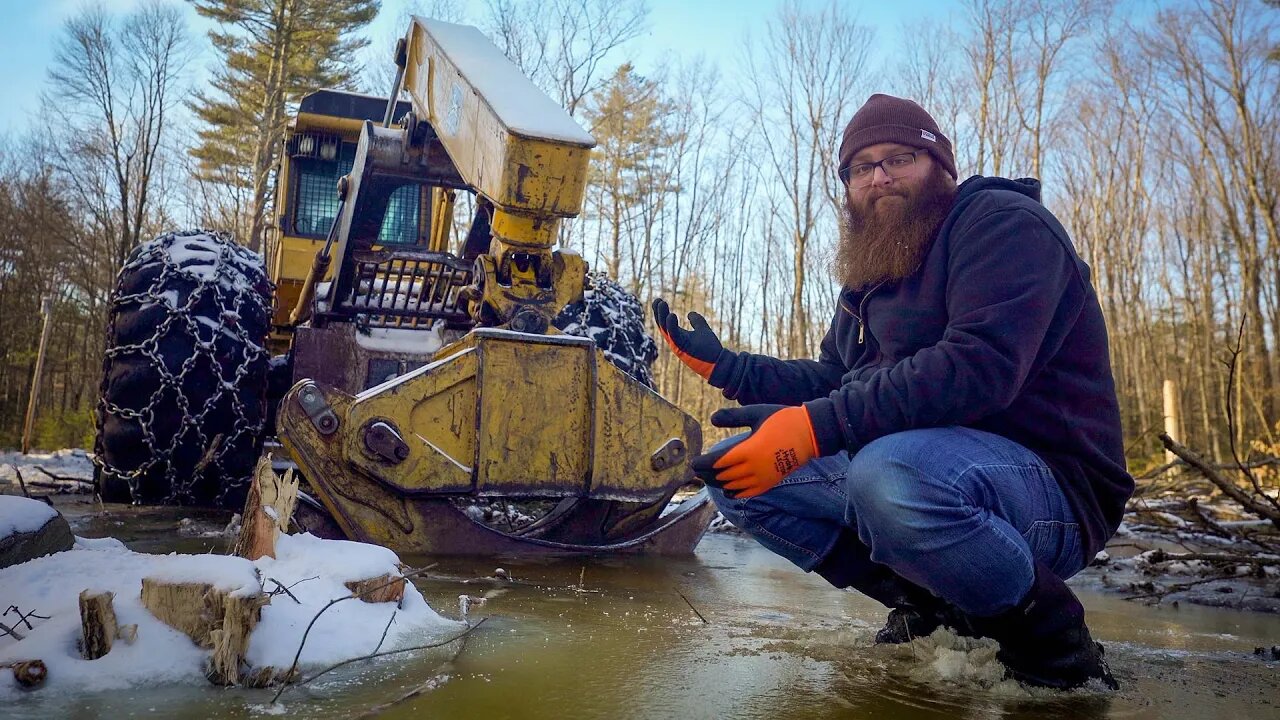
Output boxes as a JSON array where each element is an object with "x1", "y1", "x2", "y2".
[
  {"x1": 660, "y1": 328, "x2": 716, "y2": 380},
  {"x1": 713, "y1": 406, "x2": 819, "y2": 498}
]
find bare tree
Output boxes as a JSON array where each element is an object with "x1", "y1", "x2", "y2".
[
  {"x1": 1138, "y1": 0, "x2": 1280, "y2": 442},
  {"x1": 46, "y1": 1, "x2": 190, "y2": 273},
  {"x1": 739, "y1": 0, "x2": 870, "y2": 357},
  {"x1": 364, "y1": 0, "x2": 471, "y2": 94},
  {"x1": 1008, "y1": 0, "x2": 1105, "y2": 177},
  {"x1": 896, "y1": 17, "x2": 966, "y2": 159},
  {"x1": 963, "y1": 0, "x2": 1020, "y2": 176},
  {"x1": 483, "y1": 0, "x2": 648, "y2": 116}
]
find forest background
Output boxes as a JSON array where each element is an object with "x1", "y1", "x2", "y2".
[{"x1": 1, "y1": 0, "x2": 1278, "y2": 482}]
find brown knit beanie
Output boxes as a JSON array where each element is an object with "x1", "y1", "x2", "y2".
[{"x1": 838, "y1": 94, "x2": 956, "y2": 181}]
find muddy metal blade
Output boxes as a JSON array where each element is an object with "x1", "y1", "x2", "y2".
[{"x1": 277, "y1": 330, "x2": 712, "y2": 554}]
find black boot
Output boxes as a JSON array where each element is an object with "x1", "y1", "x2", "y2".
[
  {"x1": 972, "y1": 560, "x2": 1119, "y2": 690},
  {"x1": 875, "y1": 604, "x2": 978, "y2": 645},
  {"x1": 813, "y1": 530, "x2": 970, "y2": 644}
]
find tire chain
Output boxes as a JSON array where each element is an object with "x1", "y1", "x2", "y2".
[
  {"x1": 554, "y1": 271, "x2": 658, "y2": 388},
  {"x1": 94, "y1": 229, "x2": 273, "y2": 506}
]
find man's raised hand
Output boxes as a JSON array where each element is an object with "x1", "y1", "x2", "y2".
[{"x1": 651, "y1": 298, "x2": 725, "y2": 381}]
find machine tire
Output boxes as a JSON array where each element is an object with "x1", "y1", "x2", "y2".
[
  {"x1": 553, "y1": 272, "x2": 658, "y2": 388},
  {"x1": 95, "y1": 229, "x2": 274, "y2": 508}
]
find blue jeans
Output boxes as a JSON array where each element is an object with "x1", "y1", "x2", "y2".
[{"x1": 706, "y1": 427, "x2": 1085, "y2": 616}]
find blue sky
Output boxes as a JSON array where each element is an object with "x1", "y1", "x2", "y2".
[{"x1": 0, "y1": 0, "x2": 957, "y2": 135}]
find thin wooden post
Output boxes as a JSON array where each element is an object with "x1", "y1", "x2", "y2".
[
  {"x1": 21, "y1": 297, "x2": 55, "y2": 454},
  {"x1": 1162, "y1": 378, "x2": 1182, "y2": 464}
]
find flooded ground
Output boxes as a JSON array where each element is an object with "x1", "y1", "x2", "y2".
[{"x1": 5, "y1": 501, "x2": 1278, "y2": 719}]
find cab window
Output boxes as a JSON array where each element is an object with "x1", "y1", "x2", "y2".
[{"x1": 292, "y1": 144, "x2": 423, "y2": 244}]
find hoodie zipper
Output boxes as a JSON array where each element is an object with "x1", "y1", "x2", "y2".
[{"x1": 854, "y1": 281, "x2": 885, "y2": 344}]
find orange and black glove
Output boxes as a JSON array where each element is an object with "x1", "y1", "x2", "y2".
[
  {"x1": 652, "y1": 298, "x2": 724, "y2": 381},
  {"x1": 690, "y1": 404, "x2": 819, "y2": 499}
]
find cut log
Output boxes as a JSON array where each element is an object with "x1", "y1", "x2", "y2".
[
  {"x1": 141, "y1": 577, "x2": 267, "y2": 686},
  {"x1": 345, "y1": 573, "x2": 406, "y2": 604},
  {"x1": 117, "y1": 623, "x2": 138, "y2": 645},
  {"x1": 4, "y1": 659, "x2": 47, "y2": 689},
  {"x1": 78, "y1": 590, "x2": 118, "y2": 660},
  {"x1": 234, "y1": 457, "x2": 299, "y2": 560}
]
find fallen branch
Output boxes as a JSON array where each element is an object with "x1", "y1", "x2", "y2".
[
  {"x1": 1147, "y1": 552, "x2": 1280, "y2": 567},
  {"x1": 22, "y1": 480, "x2": 73, "y2": 494},
  {"x1": 1124, "y1": 576, "x2": 1227, "y2": 602},
  {"x1": 353, "y1": 672, "x2": 451, "y2": 719},
  {"x1": 285, "y1": 617, "x2": 487, "y2": 696},
  {"x1": 1158, "y1": 433, "x2": 1280, "y2": 529},
  {"x1": 371, "y1": 611, "x2": 397, "y2": 655},
  {"x1": 0, "y1": 620, "x2": 25, "y2": 642},
  {"x1": 1186, "y1": 498, "x2": 1235, "y2": 540},
  {"x1": 1136, "y1": 455, "x2": 1280, "y2": 481},
  {"x1": 4, "y1": 605, "x2": 49, "y2": 632},
  {"x1": 676, "y1": 590, "x2": 708, "y2": 624},
  {"x1": 31, "y1": 466, "x2": 94, "y2": 485},
  {"x1": 265, "y1": 578, "x2": 302, "y2": 604},
  {"x1": 6, "y1": 464, "x2": 30, "y2": 497},
  {"x1": 270, "y1": 564, "x2": 437, "y2": 702},
  {"x1": 570, "y1": 566, "x2": 599, "y2": 594}
]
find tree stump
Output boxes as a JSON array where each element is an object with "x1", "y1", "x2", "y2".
[
  {"x1": 207, "y1": 592, "x2": 267, "y2": 686},
  {"x1": 345, "y1": 573, "x2": 406, "y2": 604},
  {"x1": 140, "y1": 580, "x2": 223, "y2": 646},
  {"x1": 140, "y1": 577, "x2": 267, "y2": 685},
  {"x1": 235, "y1": 457, "x2": 299, "y2": 560},
  {"x1": 78, "y1": 590, "x2": 118, "y2": 660}
]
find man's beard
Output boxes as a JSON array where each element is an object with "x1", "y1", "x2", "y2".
[{"x1": 833, "y1": 166, "x2": 957, "y2": 291}]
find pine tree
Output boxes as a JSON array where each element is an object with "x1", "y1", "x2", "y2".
[
  {"x1": 188, "y1": 0, "x2": 380, "y2": 252},
  {"x1": 582, "y1": 64, "x2": 682, "y2": 289}
]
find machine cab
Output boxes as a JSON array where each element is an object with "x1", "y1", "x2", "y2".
[{"x1": 266, "y1": 90, "x2": 442, "y2": 351}]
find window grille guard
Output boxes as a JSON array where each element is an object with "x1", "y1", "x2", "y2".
[{"x1": 336, "y1": 249, "x2": 474, "y2": 328}]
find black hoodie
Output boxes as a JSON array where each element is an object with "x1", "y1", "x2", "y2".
[{"x1": 709, "y1": 176, "x2": 1133, "y2": 559}]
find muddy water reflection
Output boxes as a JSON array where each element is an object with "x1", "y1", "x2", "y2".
[
  {"x1": 10, "y1": 503, "x2": 1280, "y2": 719},
  {"x1": 399, "y1": 534, "x2": 1279, "y2": 719}
]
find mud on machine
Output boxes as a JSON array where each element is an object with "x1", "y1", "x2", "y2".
[{"x1": 95, "y1": 18, "x2": 714, "y2": 554}]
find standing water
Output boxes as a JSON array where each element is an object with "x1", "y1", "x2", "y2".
[{"x1": 5, "y1": 505, "x2": 1278, "y2": 719}]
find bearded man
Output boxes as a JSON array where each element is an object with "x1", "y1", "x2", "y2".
[{"x1": 653, "y1": 94, "x2": 1131, "y2": 691}]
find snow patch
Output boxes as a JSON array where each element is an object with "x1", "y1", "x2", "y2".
[
  {"x1": 0, "y1": 495, "x2": 59, "y2": 536},
  {"x1": 0, "y1": 532, "x2": 460, "y2": 698},
  {"x1": 0, "y1": 449, "x2": 95, "y2": 495},
  {"x1": 354, "y1": 324, "x2": 447, "y2": 354},
  {"x1": 417, "y1": 19, "x2": 594, "y2": 146}
]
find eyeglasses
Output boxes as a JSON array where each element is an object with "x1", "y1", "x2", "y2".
[{"x1": 840, "y1": 150, "x2": 925, "y2": 187}]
